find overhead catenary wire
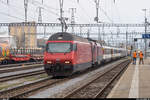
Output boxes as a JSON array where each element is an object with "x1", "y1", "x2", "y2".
[
  {"x1": 1, "y1": 0, "x2": 120, "y2": 24},
  {"x1": 0, "y1": 11, "x2": 24, "y2": 21},
  {"x1": 99, "y1": 7, "x2": 114, "y2": 23},
  {"x1": 88, "y1": 0, "x2": 114, "y2": 23},
  {"x1": 76, "y1": 0, "x2": 93, "y2": 23},
  {"x1": 29, "y1": 0, "x2": 61, "y2": 23},
  {"x1": 29, "y1": 0, "x2": 60, "y2": 17},
  {"x1": 31, "y1": 0, "x2": 60, "y2": 15},
  {"x1": 55, "y1": 0, "x2": 91, "y2": 25},
  {"x1": 0, "y1": 0, "x2": 8, "y2": 5},
  {"x1": 32, "y1": 0, "x2": 60, "y2": 11},
  {"x1": 113, "y1": 1, "x2": 122, "y2": 23},
  {"x1": 108, "y1": 0, "x2": 121, "y2": 23},
  {"x1": 1, "y1": 0, "x2": 60, "y2": 22},
  {"x1": 67, "y1": 0, "x2": 92, "y2": 23},
  {"x1": 0, "y1": 0, "x2": 35, "y2": 21}
]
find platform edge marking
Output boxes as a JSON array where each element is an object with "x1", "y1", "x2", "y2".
[{"x1": 128, "y1": 60, "x2": 139, "y2": 98}]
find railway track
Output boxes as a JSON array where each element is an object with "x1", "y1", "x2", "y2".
[
  {"x1": 0, "y1": 61, "x2": 43, "y2": 69},
  {"x1": 0, "y1": 64, "x2": 44, "y2": 74},
  {"x1": 63, "y1": 59, "x2": 131, "y2": 98},
  {"x1": 0, "y1": 69, "x2": 46, "y2": 83},
  {"x1": 0, "y1": 58, "x2": 130, "y2": 98},
  {"x1": 0, "y1": 77, "x2": 66, "y2": 98}
]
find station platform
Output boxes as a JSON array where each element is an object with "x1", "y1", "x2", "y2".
[{"x1": 107, "y1": 57, "x2": 150, "y2": 98}]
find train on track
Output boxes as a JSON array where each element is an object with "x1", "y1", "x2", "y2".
[
  {"x1": 0, "y1": 43, "x2": 44, "y2": 64},
  {"x1": 44, "y1": 32, "x2": 130, "y2": 77}
]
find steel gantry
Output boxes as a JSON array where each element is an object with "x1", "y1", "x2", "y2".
[
  {"x1": 23, "y1": 32, "x2": 147, "y2": 36},
  {"x1": 0, "y1": 23, "x2": 145, "y2": 27}
]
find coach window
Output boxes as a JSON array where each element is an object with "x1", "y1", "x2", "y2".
[
  {"x1": 12, "y1": 48, "x2": 15, "y2": 55},
  {"x1": 105, "y1": 49, "x2": 107, "y2": 54},
  {"x1": 21, "y1": 49, "x2": 23, "y2": 54},
  {"x1": 33, "y1": 49, "x2": 35, "y2": 54},
  {"x1": 30, "y1": 49, "x2": 31, "y2": 54},
  {"x1": 107, "y1": 49, "x2": 110, "y2": 54},
  {"x1": 14, "y1": 49, "x2": 16, "y2": 54},
  {"x1": 24, "y1": 49, "x2": 26, "y2": 54},
  {"x1": 26, "y1": 49, "x2": 28, "y2": 54},
  {"x1": 29, "y1": 49, "x2": 30, "y2": 54},
  {"x1": 0, "y1": 47, "x2": 2, "y2": 57},
  {"x1": 105, "y1": 49, "x2": 109, "y2": 54},
  {"x1": 24, "y1": 48, "x2": 26, "y2": 54},
  {"x1": 104, "y1": 49, "x2": 106, "y2": 54},
  {"x1": 115, "y1": 50, "x2": 117, "y2": 54},
  {"x1": 111, "y1": 49, "x2": 113, "y2": 54}
]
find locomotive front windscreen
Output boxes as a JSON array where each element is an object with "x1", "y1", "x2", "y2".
[{"x1": 46, "y1": 43, "x2": 72, "y2": 53}]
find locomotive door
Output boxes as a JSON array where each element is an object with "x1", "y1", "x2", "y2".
[
  {"x1": 90, "y1": 42, "x2": 93, "y2": 65},
  {"x1": 90, "y1": 42, "x2": 96, "y2": 65},
  {"x1": 94, "y1": 43, "x2": 98, "y2": 63}
]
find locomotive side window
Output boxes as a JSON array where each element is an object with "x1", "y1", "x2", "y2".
[
  {"x1": 73, "y1": 43, "x2": 77, "y2": 51},
  {"x1": 47, "y1": 43, "x2": 72, "y2": 53}
]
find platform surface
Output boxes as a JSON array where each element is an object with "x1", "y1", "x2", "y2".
[{"x1": 107, "y1": 57, "x2": 150, "y2": 98}]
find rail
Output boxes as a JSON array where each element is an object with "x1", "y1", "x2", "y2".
[{"x1": 63, "y1": 59, "x2": 131, "y2": 98}]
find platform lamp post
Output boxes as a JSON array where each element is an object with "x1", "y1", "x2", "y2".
[{"x1": 142, "y1": 9, "x2": 148, "y2": 59}]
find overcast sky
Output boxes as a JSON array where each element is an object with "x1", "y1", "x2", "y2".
[
  {"x1": 0, "y1": 0, "x2": 150, "y2": 24},
  {"x1": 0, "y1": 0, "x2": 150, "y2": 49}
]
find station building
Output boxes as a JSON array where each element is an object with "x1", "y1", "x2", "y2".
[{"x1": 8, "y1": 22, "x2": 37, "y2": 49}]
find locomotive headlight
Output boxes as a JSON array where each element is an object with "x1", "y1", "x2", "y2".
[
  {"x1": 47, "y1": 61, "x2": 52, "y2": 64},
  {"x1": 64, "y1": 61, "x2": 70, "y2": 64}
]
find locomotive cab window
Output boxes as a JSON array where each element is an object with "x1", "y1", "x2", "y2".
[{"x1": 46, "y1": 43, "x2": 72, "y2": 53}]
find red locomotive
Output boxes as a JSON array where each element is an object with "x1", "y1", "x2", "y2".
[{"x1": 44, "y1": 32, "x2": 103, "y2": 76}]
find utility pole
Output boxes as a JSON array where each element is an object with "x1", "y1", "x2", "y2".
[
  {"x1": 87, "y1": 29, "x2": 90, "y2": 38},
  {"x1": 69, "y1": 8, "x2": 76, "y2": 34},
  {"x1": 98, "y1": 26, "x2": 101, "y2": 41},
  {"x1": 58, "y1": 0, "x2": 68, "y2": 32},
  {"x1": 94, "y1": 0, "x2": 101, "y2": 41},
  {"x1": 59, "y1": 0, "x2": 64, "y2": 32},
  {"x1": 126, "y1": 29, "x2": 128, "y2": 56},
  {"x1": 7, "y1": 0, "x2": 9, "y2": 5},
  {"x1": 132, "y1": 31, "x2": 134, "y2": 50},
  {"x1": 116, "y1": 27, "x2": 120, "y2": 47},
  {"x1": 80, "y1": 26, "x2": 82, "y2": 36},
  {"x1": 142, "y1": 9, "x2": 148, "y2": 58},
  {"x1": 44, "y1": 26, "x2": 46, "y2": 39},
  {"x1": 102, "y1": 25, "x2": 105, "y2": 42},
  {"x1": 38, "y1": 7, "x2": 43, "y2": 23},
  {"x1": 24, "y1": 0, "x2": 28, "y2": 22},
  {"x1": 94, "y1": 0, "x2": 100, "y2": 23},
  {"x1": 59, "y1": 0, "x2": 63, "y2": 32}
]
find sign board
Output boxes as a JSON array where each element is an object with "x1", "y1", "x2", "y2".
[{"x1": 142, "y1": 34, "x2": 150, "y2": 38}]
